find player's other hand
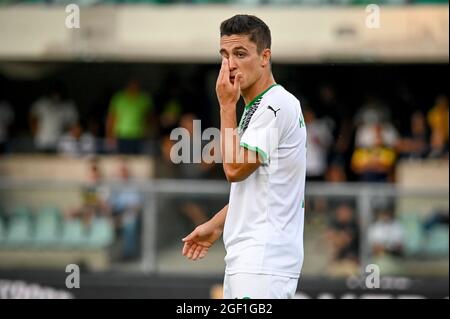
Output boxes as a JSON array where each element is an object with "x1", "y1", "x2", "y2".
[
  {"x1": 182, "y1": 223, "x2": 222, "y2": 261},
  {"x1": 216, "y1": 58, "x2": 242, "y2": 108}
]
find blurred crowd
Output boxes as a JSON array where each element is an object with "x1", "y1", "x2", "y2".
[
  {"x1": 304, "y1": 87, "x2": 449, "y2": 183},
  {"x1": 0, "y1": 77, "x2": 448, "y2": 183}
]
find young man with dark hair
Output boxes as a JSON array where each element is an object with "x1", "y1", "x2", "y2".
[{"x1": 182, "y1": 14, "x2": 307, "y2": 299}]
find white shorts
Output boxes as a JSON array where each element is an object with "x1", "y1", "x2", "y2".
[{"x1": 223, "y1": 273, "x2": 299, "y2": 299}]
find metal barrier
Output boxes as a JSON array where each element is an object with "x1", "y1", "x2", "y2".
[{"x1": 0, "y1": 179, "x2": 448, "y2": 277}]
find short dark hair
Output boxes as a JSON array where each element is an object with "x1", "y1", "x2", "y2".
[{"x1": 220, "y1": 15, "x2": 271, "y2": 53}]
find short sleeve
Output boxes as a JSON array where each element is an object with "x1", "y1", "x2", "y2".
[{"x1": 240, "y1": 107, "x2": 283, "y2": 164}]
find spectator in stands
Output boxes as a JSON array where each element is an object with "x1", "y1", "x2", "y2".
[
  {"x1": 354, "y1": 98, "x2": 398, "y2": 150},
  {"x1": 0, "y1": 99, "x2": 14, "y2": 154},
  {"x1": 427, "y1": 95, "x2": 449, "y2": 159},
  {"x1": 423, "y1": 208, "x2": 449, "y2": 233},
  {"x1": 106, "y1": 79, "x2": 154, "y2": 154},
  {"x1": 177, "y1": 113, "x2": 220, "y2": 180},
  {"x1": 154, "y1": 114, "x2": 219, "y2": 227},
  {"x1": 325, "y1": 157, "x2": 347, "y2": 183},
  {"x1": 159, "y1": 85, "x2": 184, "y2": 134},
  {"x1": 326, "y1": 202, "x2": 360, "y2": 276},
  {"x1": 351, "y1": 123, "x2": 397, "y2": 182},
  {"x1": 154, "y1": 133, "x2": 179, "y2": 179},
  {"x1": 29, "y1": 82, "x2": 79, "y2": 153},
  {"x1": 396, "y1": 111, "x2": 429, "y2": 160},
  {"x1": 427, "y1": 94, "x2": 449, "y2": 146},
  {"x1": 58, "y1": 122, "x2": 97, "y2": 158},
  {"x1": 108, "y1": 159, "x2": 143, "y2": 260},
  {"x1": 66, "y1": 158, "x2": 110, "y2": 226},
  {"x1": 428, "y1": 128, "x2": 449, "y2": 159},
  {"x1": 368, "y1": 202, "x2": 405, "y2": 257},
  {"x1": 304, "y1": 108, "x2": 334, "y2": 181}
]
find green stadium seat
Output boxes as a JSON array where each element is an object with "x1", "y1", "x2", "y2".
[
  {"x1": 61, "y1": 219, "x2": 87, "y2": 248},
  {"x1": 87, "y1": 217, "x2": 114, "y2": 248},
  {"x1": 5, "y1": 214, "x2": 34, "y2": 247},
  {"x1": 34, "y1": 207, "x2": 61, "y2": 247},
  {"x1": 0, "y1": 218, "x2": 5, "y2": 244},
  {"x1": 10, "y1": 207, "x2": 31, "y2": 220},
  {"x1": 399, "y1": 213, "x2": 424, "y2": 256},
  {"x1": 424, "y1": 226, "x2": 449, "y2": 257}
]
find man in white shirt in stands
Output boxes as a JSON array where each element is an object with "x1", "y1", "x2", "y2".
[
  {"x1": 29, "y1": 84, "x2": 78, "y2": 153},
  {"x1": 182, "y1": 14, "x2": 307, "y2": 299}
]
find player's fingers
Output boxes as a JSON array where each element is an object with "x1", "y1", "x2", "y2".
[
  {"x1": 198, "y1": 248, "x2": 208, "y2": 259},
  {"x1": 192, "y1": 244, "x2": 204, "y2": 261},
  {"x1": 233, "y1": 72, "x2": 243, "y2": 91},
  {"x1": 217, "y1": 58, "x2": 229, "y2": 84},
  {"x1": 182, "y1": 241, "x2": 192, "y2": 256},
  {"x1": 187, "y1": 243, "x2": 197, "y2": 259}
]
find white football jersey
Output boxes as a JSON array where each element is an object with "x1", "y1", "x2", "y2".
[{"x1": 224, "y1": 84, "x2": 307, "y2": 278}]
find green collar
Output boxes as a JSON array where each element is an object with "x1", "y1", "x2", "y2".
[{"x1": 244, "y1": 84, "x2": 279, "y2": 110}]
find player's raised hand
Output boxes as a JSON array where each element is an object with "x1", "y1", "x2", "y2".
[
  {"x1": 182, "y1": 223, "x2": 222, "y2": 261},
  {"x1": 216, "y1": 58, "x2": 242, "y2": 108}
]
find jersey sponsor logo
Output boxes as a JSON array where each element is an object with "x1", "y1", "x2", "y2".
[{"x1": 267, "y1": 105, "x2": 281, "y2": 117}]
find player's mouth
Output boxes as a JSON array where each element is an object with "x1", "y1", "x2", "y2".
[{"x1": 229, "y1": 76, "x2": 235, "y2": 84}]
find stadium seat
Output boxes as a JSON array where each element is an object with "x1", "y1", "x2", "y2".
[
  {"x1": 399, "y1": 213, "x2": 424, "y2": 256},
  {"x1": 0, "y1": 217, "x2": 5, "y2": 244},
  {"x1": 11, "y1": 206, "x2": 31, "y2": 219},
  {"x1": 34, "y1": 207, "x2": 61, "y2": 247},
  {"x1": 87, "y1": 217, "x2": 114, "y2": 248},
  {"x1": 61, "y1": 219, "x2": 87, "y2": 248},
  {"x1": 5, "y1": 213, "x2": 34, "y2": 247},
  {"x1": 424, "y1": 226, "x2": 449, "y2": 257}
]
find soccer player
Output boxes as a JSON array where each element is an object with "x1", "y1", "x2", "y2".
[{"x1": 182, "y1": 14, "x2": 307, "y2": 299}]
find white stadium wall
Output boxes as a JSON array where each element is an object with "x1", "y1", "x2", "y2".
[{"x1": 0, "y1": 4, "x2": 448, "y2": 63}]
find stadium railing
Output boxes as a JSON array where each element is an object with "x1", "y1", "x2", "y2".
[{"x1": 0, "y1": 178, "x2": 448, "y2": 278}]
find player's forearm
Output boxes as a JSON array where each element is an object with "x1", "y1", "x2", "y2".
[
  {"x1": 220, "y1": 105, "x2": 238, "y2": 163},
  {"x1": 220, "y1": 107, "x2": 246, "y2": 180},
  {"x1": 209, "y1": 204, "x2": 228, "y2": 231}
]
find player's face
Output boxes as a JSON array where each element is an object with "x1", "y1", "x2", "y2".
[{"x1": 219, "y1": 35, "x2": 265, "y2": 90}]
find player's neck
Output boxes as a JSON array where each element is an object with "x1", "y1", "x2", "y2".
[{"x1": 242, "y1": 73, "x2": 276, "y2": 107}]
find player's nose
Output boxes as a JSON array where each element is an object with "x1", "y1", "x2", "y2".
[{"x1": 228, "y1": 57, "x2": 238, "y2": 71}]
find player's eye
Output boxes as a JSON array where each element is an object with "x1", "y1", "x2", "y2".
[{"x1": 236, "y1": 52, "x2": 246, "y2": 58}]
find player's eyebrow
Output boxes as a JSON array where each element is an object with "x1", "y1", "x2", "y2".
[
  {"x1": 232, "y1": 46, "x2": 248, "y2": 52},
  {"x1": 219, "y1": 46, "x2": 249, "y2": 55}
]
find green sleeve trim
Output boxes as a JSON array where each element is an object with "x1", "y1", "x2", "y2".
[{"x1": 240, "y1": 142, "x2": 268, "y2": 162}]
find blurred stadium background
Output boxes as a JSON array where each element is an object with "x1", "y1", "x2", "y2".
[{"x1": 0, "y1": 0, "x2": 448, "y2": 299}]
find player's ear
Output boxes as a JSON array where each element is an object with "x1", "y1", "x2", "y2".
[{"x1": 261, "y1": 48, "x2": 271, "y2": 68}]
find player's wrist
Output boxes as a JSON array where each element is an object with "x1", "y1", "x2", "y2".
[{"x1": 220, "y1": 103, "x2": 237, "y2": 111}]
